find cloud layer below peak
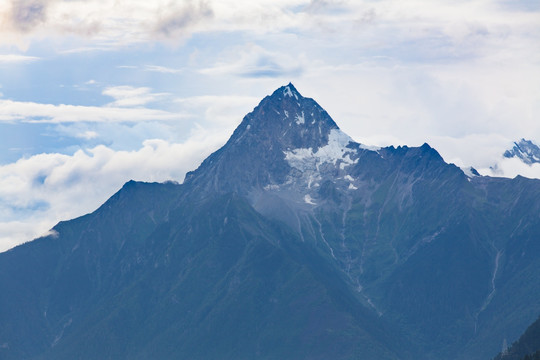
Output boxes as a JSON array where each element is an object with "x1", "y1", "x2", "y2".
[{"x1": 0, "y1": 130, "x2": 228, "y2": 252}]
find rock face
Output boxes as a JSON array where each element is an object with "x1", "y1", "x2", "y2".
[{"x1": 1, "y1": 84, "x2": 540, "y2": 360}]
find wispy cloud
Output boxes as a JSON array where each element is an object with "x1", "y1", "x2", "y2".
[
  {"x1": 200, "y1": 45, "x2": 304, "y2": 78},
  {"x1": 0, "y1": 99, "x2": 182, "y2": 123},
  {"x1": 0, "y1": 0, "x2": 537, "y2": 56},
  {"x1": 176, "y1": 94, "x2": 259, "y2": 127},
  {"x1": 144, "y1": 65, "x2": 184, "y2": 74},
  {"x1": 0, "y1": 54, "x2": 40, "y2": 63},
  {"x1": 102, "y1": 86, "x2": 170, "y2": 107},
  {"x1": 7, "y1": 0, "x2": 53, "y2": 33},
  {"x1": 153, "y1": 0, "x2": 214, "y2": 39}
]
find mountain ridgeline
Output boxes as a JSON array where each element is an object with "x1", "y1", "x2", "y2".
[{"x1": 1, "y1": 84, "x2": 540, "y2": 359}]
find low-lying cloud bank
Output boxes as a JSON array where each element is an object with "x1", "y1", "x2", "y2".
[{"x1": 0, "y1": 132, "x2": 228, "y2": 252}]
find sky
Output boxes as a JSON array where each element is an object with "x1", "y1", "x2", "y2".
[{"x1": 0, "y1": 0, "x2": 539, "y2": 252}]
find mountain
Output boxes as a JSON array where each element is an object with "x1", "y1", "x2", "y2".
[
  {"x1": 504, "y1": 139, "x2": 540, "y2": 165},
  {"x1": 494, "y1": 316, "x2": 540, "y2": 360},
  {"x1": 2, "y1": 83, "x2": 540, "y2": 359}
]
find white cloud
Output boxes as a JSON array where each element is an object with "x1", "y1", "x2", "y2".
[
  {"x1": 144, "y1": 65, "x2": 184, "y2": 74},
  {"x1": 0, "y1": 98, "x2": 182, "y2": 123},
  {"x1": 479, "y1": 157, "x2": 540, "y2": 180},
  {"x1": 0, "y1": 0, "x2": 216, "y2": 47},
  {"x1": 175, "y1": 94, "x2": 259, "y2": 127},
  {"x1": 199, "y1": 44, "x2": 304, "y2": 78},
  {"x1": 76, "y1": 130, "x2": 99, "y2": 140},
  {"x1": 0, "y1": 0, "x2": 536, "y2": 54},
  {"x1": 102, "y1": 85, "x2": 170, "y2": 107},
  {"x1": 152, "y1": 0, "x2": 214, "y2": 39},
  {"x1": 0, "y1": 128, "x2": 229, "y2": 252},
  {"x1": 0, "y1": 54, "x2": 40, "y2": 63}
]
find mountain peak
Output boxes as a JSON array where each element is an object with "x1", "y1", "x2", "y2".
[
  {"x1": 184, "y1": 84, "x2": 352, "y2": 194},
  {"x1": 504, "y1": 138, "x2": 540, "y2": 165},
  {"x1": 274, "y1": 82, "x2": 301, "y2": 100},
  {"x1": 239, "y1": 82, "x2": 339, "y2": 144}
]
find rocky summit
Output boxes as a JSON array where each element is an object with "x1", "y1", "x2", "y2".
[
  {"x1": 1, "y1": 84, "x2": 540, "y2": 360},
  {"x1": 504, "y1": 139, "x2": 540, "y2": 165}
]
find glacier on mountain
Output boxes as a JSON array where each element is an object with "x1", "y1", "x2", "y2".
[{"x1": 283, "y1": 129, "x2": 358, "y2": 172}]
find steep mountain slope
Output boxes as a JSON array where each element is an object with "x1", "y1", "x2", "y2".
[
  {"x1": 1, "y1": 83, "x2": 540, "y2": 359},
  {"x1": 0, "y1": 182, "x2": 406, "y2": 360}
]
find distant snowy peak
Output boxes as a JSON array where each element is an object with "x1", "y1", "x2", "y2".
[{"x1": 503, "y1": 139, "x2": 540, "y2": 165}]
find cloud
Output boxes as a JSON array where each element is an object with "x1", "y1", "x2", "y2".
[
  {"x1": 200, "y1": 45, "x2": 304, "y2": 78},
  {"x1": 8, "y1": 0, "x2": 52, "y2": 33},
  {"x1": 0, "y1": 0, "x2": 536, "y2": 56},
  {"x1": 175, "y1": 94, "x2": 259, "y2": 127},
  {"x1": 102, "y1": 86, "x2": 170, "y2": 107},
  {"x1": 0, "y1": 128, "x2": 229, "y2": 252},
  {"x1": 0, "y1": 98, "x2": 182, "y2": 123},
  {"x1": 303, "y1": 0, "x2": 348, "y2": 14},
  {"x1": 0, "y1": 54, "x2": 40, "y2": 63},
  {"x1": 76, "y1": 130, "x2": 99, "y2": 140},
  {"x1": 144, "y1": 65, "x2": 184, "y2": 74},
  {"x1": 478, "y1": 157, "x2": 540, "y2": 180},
  {"x1": 153, "y1": 0, "x2": 214, "y2": 39}
]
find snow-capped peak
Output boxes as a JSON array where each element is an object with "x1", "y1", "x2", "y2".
[{"x1": 504, "y1": 138, "x2": 540, "y2": 165}]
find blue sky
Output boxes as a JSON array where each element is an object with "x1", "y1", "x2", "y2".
[{"x1": 0, "y1": 0, "x2": 539, "y2": 251}]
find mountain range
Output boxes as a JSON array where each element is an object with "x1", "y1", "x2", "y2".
[{"x1": 1, "y1": 83, "x2": 540, "y2": 359}]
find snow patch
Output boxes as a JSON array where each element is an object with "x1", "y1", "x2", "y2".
[
  {"x1": 284, "y1": 129, "x2": 358, "y2": 172},
  {"x1": 283, "y1": 86, "x2": 293, "y2": 97},
  {"x1": 284, "y1": 110, "x2": 289, "y2": 118},
  {"x1": 348, "y1": 183, "x2": 358, "y2": 190},
  {"x1": 359, "y1": 144, "x2": 381, "y2": 151},
  {"x1": 462, "y1": 166, "x2": 480, "y2": 178},
  {"x1": 344, "y1": 175, "x2": 354, "y2": 182},
  {"x1": 307, "y1": 174, "x2": 320, "y2": 188},
  {"x1": 295, "y1": 111, "x2": 305, "y2": 125},
  {"x1": 304, "y1": 194, "x2": 316, "y2": 205}
]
